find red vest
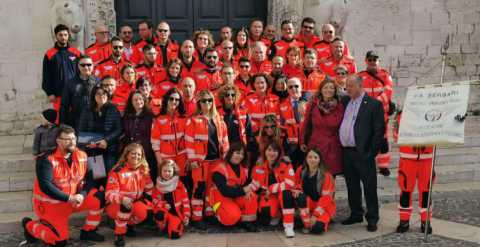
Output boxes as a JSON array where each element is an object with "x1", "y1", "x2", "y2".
[
  {"x1": 151, "y1": 115, "x2": 187, "y2": 158},
  {"x1": 105, "y1": 163, "x2": 154, "y2": 204},
  {"x1": 185, "y1": 115, "x2": 229, "y2": 161}
]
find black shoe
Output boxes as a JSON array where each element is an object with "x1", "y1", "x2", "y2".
[
  {"x1": 204, "y1": 216, "x2": 219, "y2": 226},
  {"x1": 379, "y1": 168, "x2": 391, "y2": 176},
  {"x1": 367, "y1": 223, "x2": 377, "y2": 232},
  {"x1": 396, "y1": 220, "x2": 410, "y2": 233},
  {"x1": 190, "y1": 220, "x2": 208, "y2": 231},
  {"x1": 240, "y1": 222, "x2": 258, "y2": 232},
  {"x1": 170, "y1": 232, "x2": 181, "y2": 240},
  {"x1": 80, "y1": 229, "x2": 105, "y2": 242},
  {"x1": 21, "y1": 217, "x2": 37, "y2": 244},
  {"x1": 421, "y1": 221, "x2": 433, "y2": 234},
  {"x1": 341, "y1": 216, "x2": 363, "y2": 225},
  {"x1": 310, "y1": 222, "x2": 325, "y2": 234},
  {"x1": 54, "y1": 240, "x2": 68, "y2": 247},
  {"x1": 114, "y1": 234, "x2": 125, "y2": 247},
  {"x1": 126, "y1": 225, "x2": 136, "y2": 237}
]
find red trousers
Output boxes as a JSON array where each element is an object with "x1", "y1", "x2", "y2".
[
  {"x1": 154, "y1": 209, "x2": 185, "y2": 238},
  {"x1": 258, "y1": 190, "x2": 295, "y2": 228},
  {"x1": 26, "y1": 189, "x2": 103, "y2": 245},
  {"x1": 210, "y1": 189, "x2": 258, "y2": 226},
  {"x1": 397, "y1": 158, "x2": 435, "y2": 222},
  {"x1": 191, "y1": 159, "x2": 222, "y2": 221},
  {"x1": 106, "y1": 200, "x2": 151, "y2": 235},
  {"x1": 298, "y1": 196, "x2": 336, "y2": 231}
]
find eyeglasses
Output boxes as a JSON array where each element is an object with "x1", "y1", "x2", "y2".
[
  {"x1": 96, "y1": 31, "x2": 109, "y2": 35},
  {"x1": 225, "y1": 93, "x2": 236, "y2": 97},
  {"x1": 168, "y1": 97, "x2": 180, "y2": 102},
  {"x1": 113, "y1": 46, "x2": 124, "y2": 50},
  {"x1": 240, "y1": 64, "x2": 250, "y2": 68},
  {"x1": 288, "y1": 85, "x2": 300, "y2": 89},
  {"x1": 79, "y1": 63, "x2": 93, "y2": 67},
  {"x1": 336, "y1": 71, "x2": 347, "y2": 76},
  {"x1": 157, "y1": 29, "x2": 169, "y2": 33},
  {"x1": 58, "y1": 137, "x2": 76, "y2": 141},
  {"x1": 303, "y1": 25, "x2": 314, "y2": 30},
  {"x1": 206, "y1": 55, "x2": 218, "y2": 59},
  {"x1": 367, "y1": 58, "x2": 378, "y2": 62},
  {"x1": 122, "y1": 31, "x2": 132, "y2": 34},
  {"x1": 200, "y1": 98, "x2": 213, "y2": 103},
  {"x1": 264, "y1": 125, "x2": 276, "y2": 129},
  {"x1": 322, "y1": 30, "x2": 334, "y2": 34}
]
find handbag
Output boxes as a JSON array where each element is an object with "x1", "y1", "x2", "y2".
[{"x1": 87, "y1": 155, "x2": 106, "y2": 179}]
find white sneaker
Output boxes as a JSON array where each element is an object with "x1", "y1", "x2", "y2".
[
  {"x1": 270, "y1": 217, "x2": 281, "y2": 226},
  {"x1": 285, "y1": 225, "x2": 295, "y2": 238}
]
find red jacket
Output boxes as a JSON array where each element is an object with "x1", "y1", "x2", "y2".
[
  {"x1": 251, "y1": 161, "x2": 296, "y2": 194},
  {"x1": 105, "y1": 163, "x2": 154, "y2": 204},
  {"x1": 152, "y1": 177, "x2": 191, "y2": 219},
  {"x1": 112, "y1": 80, "x2": 135, "y2": 113},
  {"x1": 300, "y1": 69, "x2": 326, "y2": 95},
  {"x1": 250, "y1": 60, "x2": 273, "y2": 75},
  {"x1": 151, "y1": 115, "x2": 187, "y2": 159},
  {"x1": 85, "y1": 42, "x2": 112, "y2": 65},
  {"x1": 234, "y1": 76, "x2": 253, "y2": 100},
  {"x1": 193, "y1": 67, "x2": 223, "y2": 92},
  {"x1": 130, "y1": 38, "x2": 158, "y2": 65},
  {"x1": 295, "y1": 33, "x2": 321, "y2": 49},
  {"x1": 313, "y1": 40, "x2": 351, "y2": 61},
  {"x1": 282, "y1": 64, "x2": 304, "y2": 79},
  {"x1": 155, "y1": 40, "x2": 180, "y2": 67},
  {"x1": 94, "y1": 56, "x2": 131, "y2": 80},
  {"x1": 218, "y1": 106, "x2": 249, "y2": 145},
  {"x1": 358, "y1": 69, "x2": 394, "y2": 119},
  {"x1": 319, "y1": 55, "x2": 357, "y2": 77},
  {"x1": 185, "y1": 115, "x2": 229, "y2": 161},
  {"x1": 183, "y1": 97, "x2": 196, "y2": 117},
  {"x1": 180, "y1": 57, "x2": 206, "y2": 79},
  {"x1": 136, "y1": 63, "x2": 167, "y2": 86},
  {"x1": 279, "y1": 97, "x2": 306, "y2": 144},
  {"x1": 270, "y1": 38, "x2": 305, "y2": 60},
  {"x1": 241, "y1": 93, "x2": 280, "y2": 133},
  {"x1": 152, "y1": 79, "x2": 180, "y2": 98}
]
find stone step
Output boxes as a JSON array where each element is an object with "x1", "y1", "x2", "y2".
[
  {"x1": 0, "y1": 135, "x2": 32, "y2": 155},
  {"x1": 0, "y1": 154, "x2": 34, "y2": 174},
  {"x1": 0, "y1": 171, "x2": 34, "y2": 192},
  {"x1": 0, "y1": 191, "x2": 32, "y2": 214}
]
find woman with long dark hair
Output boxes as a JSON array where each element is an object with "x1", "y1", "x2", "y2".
[
  {"x1": 233, "y1": 27, "x2": 250, "y2": 61},
  {"x1": 152, "y1": 58, "x2": 183, "y2": 98}
]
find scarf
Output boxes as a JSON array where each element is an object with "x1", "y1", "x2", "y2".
[
  {"x1": 156, "y1": 175, "x2": 179, "y2": 193},
  {"x1": 317, "y1": 98, "x2": 338, "y2": 115}
]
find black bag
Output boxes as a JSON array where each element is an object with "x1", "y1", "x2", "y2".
[
  {"x1": 388, "y1": 101, "x2": 397, "y2": 116},
  {"x1": 380, "y1": 137, "x2": 389, "y2": 154}
]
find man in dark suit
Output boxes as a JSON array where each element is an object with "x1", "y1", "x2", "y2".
[{"x1": 339, "y1": 75, "x2": 385, "y2": 232}]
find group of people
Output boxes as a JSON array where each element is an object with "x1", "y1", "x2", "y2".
[{"x1": 24, "y1": 16, "x2": 437, "y2": 247}]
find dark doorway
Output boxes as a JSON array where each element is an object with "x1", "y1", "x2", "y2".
[{"x1": 115, "y1": 0, "x2": 268, "y2": 42}]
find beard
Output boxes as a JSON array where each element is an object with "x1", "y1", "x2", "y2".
[{"x1": 65, "y1": 144, "x2": 75, "y2": 154}]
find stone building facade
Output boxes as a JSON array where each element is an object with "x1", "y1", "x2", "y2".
[{"x1": 0, "y1": 0, "x2": 478, "y2": 135}]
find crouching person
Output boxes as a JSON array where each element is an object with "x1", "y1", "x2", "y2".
[
  {"x1": 251, "y1": 142, "x2": 298, "y2": 238},
  {"x1": 210, "y1": 143, "x2": 258, "y2": 231},
  {"x1": 22, "y1": 125, "x2": 105, "y2": 246},
  {"x1": 105, "y1": 143, "x2": 154, "y2": 247},
  {"x1": 152, "y1": 160, "x2": 191, "y2": 239},
  {"x1": 295, "y1": 148, "x2": 336, "y2": 234}
]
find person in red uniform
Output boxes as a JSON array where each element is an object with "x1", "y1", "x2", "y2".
[
  {"x1": 155, "y1": 21, "x2": 179, "y2": 68},
  {"x1": 270, "y1": 56, "x2": 285, "y2": 82},
  {"x1": 313, "y1": 24, "x2": 351, "y2": 61},
  {"x1": 263, "y1": 24, "x2": 277, "y2": 43},
  {"x1": 234, "y1": 57, "x2": 254, "y2": 98},
  {"x1": 270, "y1": 20, "x2": 304, "y2": 60},
  {"x1": 210, "y1": 143, "x2": 258, "y2": 231},
  {"x1": 112, "y1": 65, "x2": 137, "y2": 113},
  {"x1": 136, "y1": 44, "x2": 167, "y2": 86},
  {"x1": 136, "y1": 77, "x2": 162, "y2": 116},
  {"x1": 233, "y1": 28, "x2": 250, "y2": 63},
  {"x1": 85, "y1": 24, "x2": 112, "y2": 65},
  {"x1": 250, "y1": 142, "x2": 297, "y2": 238},
  {"x1": 358, "y1": 51, "x2": 394, "y2": 176},
  {"x1": 250, "y1": 42, "x2": 273, "y2": 75},
  {"x1": 294, "y1": 148, "x2": 336, "y2": 234},
  {"x1": 130, "y1": 20, "x2": 157, "y2": 65},
  {"x1": 152, "y1": 159, "x2": 191, "y2": 239},
  {"x1": 215, "y1": 26, "x2": 233, "y2": 55},
  {"x1": 105, "y1": 143, "x2": 154, "y2": 247},
  {"x1": 180, "y1": 77, "x2": 197, "y2": 117},
  {"x1": 153, "y1": 58, "x2": 182, "y2": 98},
  {"x1": 185, "y1": 90, "x2": 229, "y2": 229},
  {"x1": 95, "y1": 37, "x2": 131, "y2": 81},
  {"x1": 282, "y1": 46, "x2": 304, "y2": 79},
  {"x1": 241, "y1": 74, "x2": 280, "y2": 133},
  {"x1": 319, "y1": 38, "x2": 356, "y2": 77},
  {"x1": 22, "y1": 125, "x2": 105, "y2": 246},
  {"x1": 194, "y1": 48, "x2": 223, "y2": 92},
  {"x1": 193, "y1": 29, "x2": 215, "y2": 64},
  {"x1": 295, "y1": 17, "x2": 320, "y2": 49},
  {"x1": 300, "y1": 48, "x2": 326, "y2": 99},
  {"x1": 219, "y1": 40, "x2": 236, "y2": 68},
  {"x1": 119, "y1": 25, "x2": 135, "y2": 61},
  {"x1": 151, "y1": 88, "x2": 188, "y2": 183},
  {"x1": 248, "y1": 19, "x2": 272, "y2": 50},
  {"x1": 100, "y1": 75, "x2": 118, "y2": 104},
  {"x1": 179, "y1": 39, "x2": 206, "y2": 79},
  {"x1": 394, "y1": 111, "x2": 435, "y2": 234}
]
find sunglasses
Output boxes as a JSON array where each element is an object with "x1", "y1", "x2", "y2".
[
  {"x1": 225, "y1": 93, "x2": 236, "y2": 97},
  {"x1": 336, "y1": 71, "x2": 347, "y2": 76},
  {"x1": 264, "y1": 125, "x2": 276, "y2": 129},
  {"x1": 206, "y1": 55, "x2": 218, "y2": 59},
  {"x1": 240, "y1": 64, "x2": 250, "y2": 68},
  {"x1": 113, "y1": 46, "x2": 124, "y2": 50},
  {"x1": 79, "y1": 63, "x2": 93, "y2": 67},
  {"x1": 169, "y1": 97, "x2": 180, "y2": 102},
  {"x1": 322, "y1": 30, "x2": 334, "y2": 34},
  {"x1": 157, "y1": 29, "x2": 169, "y2": 33},
  {"x1": 223, "y1": 47, "x2": 234, "y2": 50},
  {"x1": 303, "y1": 25, "x2": 314, "y2": 30},
  {"x1": 367, "y1": 58, "x2": 378, "y2": 62},
  {"x1": 288, "y1": 85, "x2": 300, "y2": 89},
  {"x1": 200, "y1": 98, "x2": 213, "y2": 103}
]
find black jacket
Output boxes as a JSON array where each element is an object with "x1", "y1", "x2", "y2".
[
  {"x1": 42, "y1": 43, "x2": 81, "y2": 97},
  {"x1": 78, "y1": 103, "x2": 122, "y2": 154},
  {"x1": 59, "y1": 74, "x2": 98, "y2": 129},
  {"x1": 341, "y1": 93, "x2": 385, "y2": 160}
]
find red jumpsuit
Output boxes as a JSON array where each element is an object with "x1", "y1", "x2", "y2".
[
  {"x1": 209, "y1": 162, "x2": 258, "y2": 226},
  {"x1": 151, "y1": 115, "x2": 188, "y2": 176},
  {"x1": 395, "y1": 113, "x2": 435, "y2": 223},
  {"x1": 152, "y1": 176, "x2": 190, "y2": 238},
  {"x1": 105, "y1": 163, "x2": 154, "y2": 235},
  {"x1": 358, "y1": 69, "x2": 394, "y2": 169},
  {"x1": 251, "y1": 161, "x2": 296, "y2": 228},
  {"x1": 25, "y1": 148, "x2": 103, "y2": 245},
  {"x1": 294, "y1": 166, "x2": 336, "y2": 231},
  {"x1": 185, "y1": 115, "x2": 229, "y2": 221}
]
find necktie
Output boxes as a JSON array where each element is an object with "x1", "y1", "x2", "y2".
[{"x1": 293, "y1": 100, "x2": 301, "y2": 123}]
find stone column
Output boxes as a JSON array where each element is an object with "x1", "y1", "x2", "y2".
[{"x1": 84, "y1": 0, "x2": 116, "y2": 48}]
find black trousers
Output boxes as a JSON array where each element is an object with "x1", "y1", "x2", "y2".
[{"x1": 342, "y1": 147, "x2": 379, "y2": 224}]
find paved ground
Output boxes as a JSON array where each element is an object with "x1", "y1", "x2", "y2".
[{"x1": 6, "y1": 189, "x2": 480, "y2": 247}]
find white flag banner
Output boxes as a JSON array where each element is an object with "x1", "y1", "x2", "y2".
[{"x1": 397, "y1": 81, "x2": 471, "y2": 145}]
